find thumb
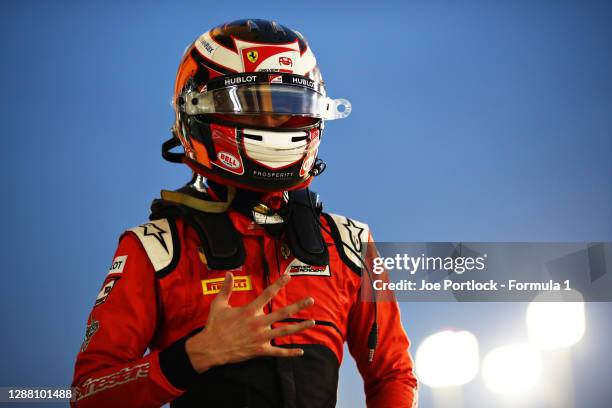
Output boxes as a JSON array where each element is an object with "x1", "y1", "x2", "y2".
[{"x1": 215, "y1": 272, "x2": 234, "y2": 305}]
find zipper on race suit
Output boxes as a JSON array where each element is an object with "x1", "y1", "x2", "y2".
[{"x1": 258, "y1": 236, "x2": 273, "y2": 315}]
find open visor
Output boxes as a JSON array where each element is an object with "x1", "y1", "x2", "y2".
[{"x1": 180, "y1": 73, "x2": 351, "y2": 120}]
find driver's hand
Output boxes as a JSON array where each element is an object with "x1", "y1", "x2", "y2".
[{"x1": 185, "y1": 273, "x2": 315, "y2": 373}]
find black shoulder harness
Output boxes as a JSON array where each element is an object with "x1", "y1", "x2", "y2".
[
  {"x1": 285, "y1": 189, "x2": 329, "y2": 266},
  {"x1": 148, "y1": 188, "x2": 329, "y2": 273},
  {"x1": 150, "y1": 199, "x2": 245, "y2": 271}
]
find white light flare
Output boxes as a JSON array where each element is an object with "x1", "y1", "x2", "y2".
[
  {"x1": 482, "y1": 344, "x2": 542, "y2": 394},
  {"x1": 526, "y1": 291, "x2": 585, "y2": 350},
  {"x1": 416, "y1": 330, "x2": 480, "y2": 388}
]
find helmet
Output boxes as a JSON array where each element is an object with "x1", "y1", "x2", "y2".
[{"x1": 165, "y1": 19, "x2": 351, "y2": 192}]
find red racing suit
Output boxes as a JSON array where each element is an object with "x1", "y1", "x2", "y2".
[{"x1": 72, "y1": 189, "x2": 417, "y2": 407}]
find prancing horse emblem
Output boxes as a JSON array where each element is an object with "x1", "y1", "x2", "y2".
[{"x1": 247, "y1": 50, "x2": 259, "y2": 63}]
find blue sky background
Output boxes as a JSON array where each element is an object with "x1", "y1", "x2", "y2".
[{"x1": 0, "y1": 1, "x2": 611, "y2": 406}]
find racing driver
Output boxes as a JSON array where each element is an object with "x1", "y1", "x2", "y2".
[{"x1": 71, "y1": 19, "x2": 418, "y2": 407}]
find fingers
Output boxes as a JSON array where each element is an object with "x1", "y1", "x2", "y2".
[
  {"x1": 264, "y1": 319, "x2": 315, "y2": 341},
  {"x1": 260, "y1": 297, "x2": 314, "y2": 326},
  {"x1": 215, "y1": 272, "x2": 234, "y2": 304},
  {"x1": 264, "y1": 346, "x2": 306, "y2": 358},
  {"x1": 248, "y1": 274, "x2": 291, "y2": 311}
]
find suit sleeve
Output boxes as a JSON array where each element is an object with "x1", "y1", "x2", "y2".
[
  {"x1": 71, "y1": 233, "x2": 198, "y2": 407},
  {"x1": 346, "y1": 235, "x2": 418, "y2": 408}
]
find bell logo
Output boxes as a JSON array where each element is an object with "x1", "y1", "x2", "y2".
[
  {"x1": 202, "y1": 275, "x2": 253, "y2": 295},
  {"x1": 247, "y1": 50, "x2": 259, "y2": 63},
  {"x1": 218, "y1": 151, "x2": 240, "y2": 169}
]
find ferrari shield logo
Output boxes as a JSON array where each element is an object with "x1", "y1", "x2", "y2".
[{"x1": 247, "y1": 50, "x2": 259, "y2": 63}]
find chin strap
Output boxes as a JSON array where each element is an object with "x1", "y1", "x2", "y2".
[{"x1": 162, "y1": 133, "x2": 186, "y2": 164}]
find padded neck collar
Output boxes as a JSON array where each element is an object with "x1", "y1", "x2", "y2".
[{"x1": 150, "y1": 181, "x2": 329, "y2": 269}]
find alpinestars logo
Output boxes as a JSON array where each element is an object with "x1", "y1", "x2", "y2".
[
  {"x1": 75, "y1": 363, "x2": 150, "y2": 400},
  {"x1": 141, "y1": 223, "x2": 168, "y2": 253},
  {"x1": 343, "y1": 218, "x2": 365, "y2": 253}
]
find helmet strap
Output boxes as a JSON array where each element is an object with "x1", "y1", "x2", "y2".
[{"x1": 161, "y1": 135, "x2": 185, "y2": 164}]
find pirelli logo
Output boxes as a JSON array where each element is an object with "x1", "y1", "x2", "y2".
[{"x1": 202, "y1": 275, "x2": 253, "y2": 295}]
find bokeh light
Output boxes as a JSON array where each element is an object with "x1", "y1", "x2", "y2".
[
  {"x1": 526, "y1": 291, "x2": 586, "y2": 350},
  {"x1": 416, "y1": 330, "x2": 479, "y2": 388},
  {"x1": 482, "y1": 344, "x2": 542, "y2": 394}
]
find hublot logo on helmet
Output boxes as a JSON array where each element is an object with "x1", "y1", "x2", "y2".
[
  {"x1": 225, "y1": 75, "x2": 257, "y2": 87},
  {"x1": 292, "y1": 77, "x2": 315, "y2": 88}
]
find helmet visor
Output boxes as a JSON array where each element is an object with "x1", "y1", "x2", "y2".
[{"x1": 180, "y1": 73, "x2": 351, "y2": 120}]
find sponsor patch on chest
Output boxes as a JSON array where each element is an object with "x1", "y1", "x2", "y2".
[
  {"x1": 202, "y1": 275, "x2": 253, "y2": 295},
  {"x1": 285, "y1": 258, "x2": 331, "y2": 276}
]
